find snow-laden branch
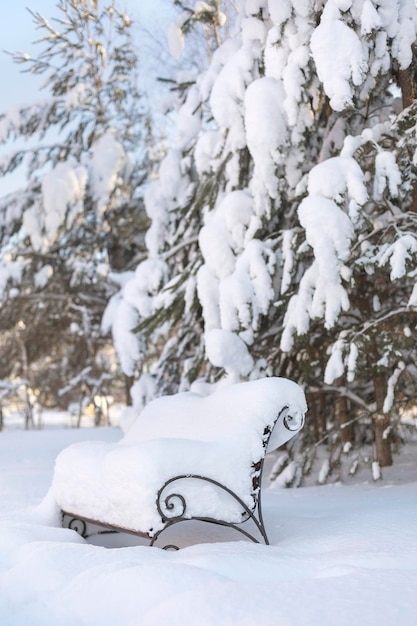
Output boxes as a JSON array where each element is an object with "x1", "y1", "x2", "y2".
[
  {"x1": 160, "y1": 236, "x2": 199, "y2": 261},
  {"x1": 309, "y1": 385, "x2": 371, "y2": 413},
  {"x1": 354, "y1": 307, "x2": 417, "y2": 338}
]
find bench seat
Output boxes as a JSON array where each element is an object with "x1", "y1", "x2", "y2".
[{"x1": 52, "y1": 377, "x2": 306, "y2": 546}]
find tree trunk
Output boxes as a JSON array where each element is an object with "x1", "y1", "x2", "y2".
[
  {"x1": 307, "y1": 392, "x2": 321, "y2": 442},
  {"x1": 125, "y1": 374, "x2": 134, "y2": 406},
  {"x1": 374, "y1": 415, "x2": 392, "y2": 467},
  {"x1": 397, "y1": 67, "x2": 416, "y2": 109},
  {"x1": 373, "y1": 373, "x2": 393, "y2": 467},
  {"x1": 397, "y1": 65, "x2": 417, "y2": 213},
  {"x1": 335, "y1": 382, "x2": 353, "y2": 446}
]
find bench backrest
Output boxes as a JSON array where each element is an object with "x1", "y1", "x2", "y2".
[
  {"x1": 122, "y1": 377, "x2": 306, "y2": 448},
  {"x1": 121, "y1": 377, "x2": 307, "y2": 500}
]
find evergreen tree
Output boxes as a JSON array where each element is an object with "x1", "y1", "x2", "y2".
[
  {"x1": 110, "y1": 0, "x2": 417, "y2": 476},
  {"x1": 0, "y1": 0, "x2": 148, "y2": 405}
]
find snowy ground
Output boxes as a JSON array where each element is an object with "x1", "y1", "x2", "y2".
[{"x1": 0, "y1": 411, "x2": 416, "y2": 626}]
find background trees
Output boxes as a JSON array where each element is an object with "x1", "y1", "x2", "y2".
[
  {"x1": 0, "y1": 0, "x2": 148, "y2": 404},
  {"x1": 2, "y1": 0, "x2": 417, "y2": 479},
  {"x1": 108, "y1": 0, "x2": 417, "y2": 476}
]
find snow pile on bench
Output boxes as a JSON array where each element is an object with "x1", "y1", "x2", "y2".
[{"x1": 51, "y1": 377, "x2": 306, "y2": 536}]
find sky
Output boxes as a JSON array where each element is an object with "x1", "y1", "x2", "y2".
[
  {"x1": 0, "y1": 1, "x2": 44, "y2": 110},
  {"x1": 0, "y1": 0, "x2": 173, "y2": 109},
  {"x1": 0, "y1": 0, "x2": 175, "y2": 195}
]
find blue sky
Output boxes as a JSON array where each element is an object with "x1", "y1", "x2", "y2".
[
  {"x1": 0, "y1": 1, "x2": 49, "y2": 110},
  {"x1": 0, "y1": 0, "x2": 173, "y2": 111},
  {"x1": 0, "y1": 0, "x2": 174, "y2": 195}
]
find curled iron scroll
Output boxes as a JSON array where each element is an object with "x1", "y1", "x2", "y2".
[
  {"x1": 283, "y1": 410, "x2": 304, "y2": 432},
  {"x1": 61, "y1": 512, "x2": 88, "y2": 538},
  {"x1": 159, "y1": 491, "x2": 187, "y2": 520},
  {"x1": 153, "y1": 473, "x2": 270, "y2": 546}
]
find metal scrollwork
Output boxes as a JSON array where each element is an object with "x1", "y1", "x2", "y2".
[
  {"x1": 151, "y1": 473, "x2": 270, "y2": 547},
  {"x1": 158, "y1": 491, "x2": 187, "y2": 520},
  {"x1": 283, "y1": 410, "x2": 304, "y2": 432},
  {"x1": 61, "y1": 512, "x2": 88, "y2": 538},
  {"x1": 61, "y1": 511, "x2": 119, "y2": 540}
]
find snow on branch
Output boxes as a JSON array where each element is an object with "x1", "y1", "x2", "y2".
[
  {"x1": 383, "y1": 362, "x2": 405, "y2": 413},
  {"x1": 244, "y1": 76, "x2": 287, "y2": 215},
  {"x1": 378, "y1": 235, "x2": 417, "y2": 280},
  {"x1": 310, "y1": 19, "x2": 366, "y2": 111},
  {"x1": 297, "y1": 196, "x2": 353, "y2": 328}
]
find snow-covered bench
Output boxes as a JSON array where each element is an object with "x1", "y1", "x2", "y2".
[{"x1": 52, "y1": 377, "x2": 307, "y2": 548}]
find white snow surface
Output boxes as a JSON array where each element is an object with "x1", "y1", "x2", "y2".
[
  {"x1": 196, "y1": 190, "x2": 275, "y2": 373},
  {"x1": 89, "y1": 132, "x2": 127, "y2": 215},
  {"x1": 205, "y1": 328, "x2": 254, "y2": 377},
  {"x1": 38, "y1": 160, "x2": 87, "y2": 250},
  {"x1": 244, "y1": 77, "x2": 287, "y2": 210},
  {"x1": 310, "y1": 19, "x2": 367, "y2": 111},
  {"x1": 1, "y1": 410, "x2": 417, "y2": 625},
  {"x1": 51, "y1": 378, "x2": 306, "y2": 535},
  {"x1": 296, "y1": 195, "x2": 353, "y2": 329}
]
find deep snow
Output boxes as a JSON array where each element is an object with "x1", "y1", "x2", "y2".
[{"x1": 0, "y1": 411, "x2": 416, "y2": 626}]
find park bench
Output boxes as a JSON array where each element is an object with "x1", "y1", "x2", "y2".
[{"x1": 52, "y1": 377, "x2": 307, "y2": 549}]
